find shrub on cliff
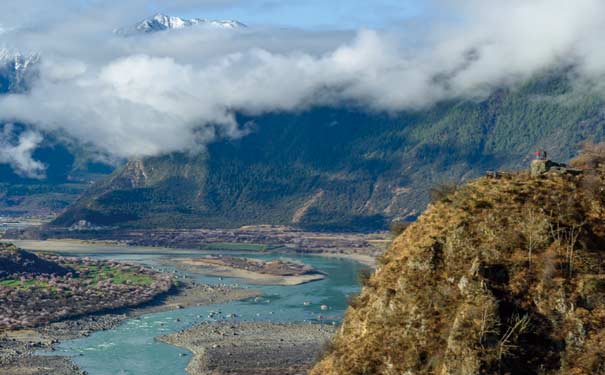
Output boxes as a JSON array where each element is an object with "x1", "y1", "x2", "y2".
[{"x1": 571, "y1": 141, "x2": 605, "y2": 170}]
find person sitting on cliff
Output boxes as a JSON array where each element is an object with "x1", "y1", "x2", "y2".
[{"x1": 535, "y1": 149, "x2": 548, "y2": 160}]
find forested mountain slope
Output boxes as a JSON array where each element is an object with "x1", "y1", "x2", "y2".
[{"x1": 53, "y1": 72, "x2": 605, "y2": 230}]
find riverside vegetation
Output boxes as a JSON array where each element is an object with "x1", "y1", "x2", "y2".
[
  {"x1": 0, "y1": 243, "x2": 172, "y2": 331},
  {"x1": 312, "y1": 143, "x2": 605, "y2": 375}
]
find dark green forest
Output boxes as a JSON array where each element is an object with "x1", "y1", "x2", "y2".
[{"x1": 52, "y1": 72, "x2": 605, "y2": 231}]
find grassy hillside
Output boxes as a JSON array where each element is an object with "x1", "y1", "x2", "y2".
[
  {"x1": 311, "y1": 158, "x2": 605, "y2": 374},
  {"x1": 53, "y1": 72, "x2": 605, "y2": 231}
]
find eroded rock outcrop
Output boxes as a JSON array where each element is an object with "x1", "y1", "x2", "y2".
[
  {"x1": 530, "y1": 159, "x2": 582, "y2": 177},
  {"x1": 312, "y1": 167, "x2": 605, "y2": 375}
]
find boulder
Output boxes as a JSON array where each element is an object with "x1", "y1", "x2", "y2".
[{"x1": 530, "y1": 159, "x2": 582, "y2": 177}]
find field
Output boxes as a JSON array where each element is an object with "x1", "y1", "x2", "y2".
[
  {"x1": 62, "y1": 262, "x2": 155, "y2": 285},
  {"x1": 0, "y1": 278, "x2": 49, "y2": 289}
]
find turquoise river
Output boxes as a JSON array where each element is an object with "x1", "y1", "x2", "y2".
[{"x1": 14, "y1": 244, "x2": 367, "y2": 375}]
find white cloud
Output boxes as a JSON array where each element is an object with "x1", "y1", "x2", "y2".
[
  {"x1": 0, "y1": 124, "x2": 45, "y2": 178},
  {"x1": 2, "y1": 0, "x2": 605, "y2": 176}
]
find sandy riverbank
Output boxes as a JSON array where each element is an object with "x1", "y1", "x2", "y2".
[
  {"x1": 1, "y1": 239, "x2": 379, "y2": 268},
  {"x1": 159, "y1": 322, "x2": 336, "y2": 375},
  {"x1": 168, "y1": 257, "x2": 327, "y2": 286},
  {"x1": 0, "y1": 280, "x2": 262, "y2": 375}
]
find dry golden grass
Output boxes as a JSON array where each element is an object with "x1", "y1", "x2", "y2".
[{"x1": 311, "y1": 167, "x2": 605, "y2": 375}]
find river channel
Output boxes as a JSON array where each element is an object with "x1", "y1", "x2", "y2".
[{"x1": 17, "y1": 245, "x2": 366, "y2": 375}]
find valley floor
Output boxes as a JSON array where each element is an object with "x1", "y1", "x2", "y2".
[
  {"x1": 7, "y1": 224, "x2": 387, "y2": 263},
  {"x1": 0, "y1": 280, "x2": 261, "y2": 375},
  {"x1": 4, "y1": 236, "x2": 380, "y2": 267},
  {"x1": 0, "y1": 228, "x2": 378, "y2": 374}
]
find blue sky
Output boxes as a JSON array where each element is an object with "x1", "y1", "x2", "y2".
[{"x1": 168, "y1": 0, "x2": 428, "y2": 30}]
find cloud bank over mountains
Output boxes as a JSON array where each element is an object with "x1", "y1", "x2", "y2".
[
  {"x1": 0, "y1": 124, "x2": 44, "y2": 178},
  {"x1": 1, "y1": 0, "x2": 605, "y2": 177}
]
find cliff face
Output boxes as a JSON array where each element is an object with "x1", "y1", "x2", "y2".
[{"x1": 312, "y1": 167, "x2": 605, "y2": 374}]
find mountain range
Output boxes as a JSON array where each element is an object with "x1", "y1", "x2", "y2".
[
  {"x1": 53, "y1": 71, "x2": 605, "y2": 231},
  {"x1": 116, "y1": 13, "x2": 246, "y2": 35},
  {"x1": 0, "y1": 14, "x2": 247, "y2": 217},
  {"x1": 2, "y1": 18, "x2": 604, "y2": 231},
  {"x1": 0, "y1": 49, "x2": 39, "y2": 94},
  {"x1": 0, "y1": 50, "x2": 113, "y2": 216}
]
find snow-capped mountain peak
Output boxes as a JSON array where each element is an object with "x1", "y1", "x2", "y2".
[
  {"x1": 0, "y1": 50, "x2": 38, "y2": 70},
  {"x1": 117, "y1": 13, "x2": 246, "y2": 35},
  {"x1": 0, "y1": 49, "x2": 40, "y2": 93}
]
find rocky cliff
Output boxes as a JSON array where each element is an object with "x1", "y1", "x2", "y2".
[{"x1": 312, "y1": 162, "x2": 605, "y2": 374}]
